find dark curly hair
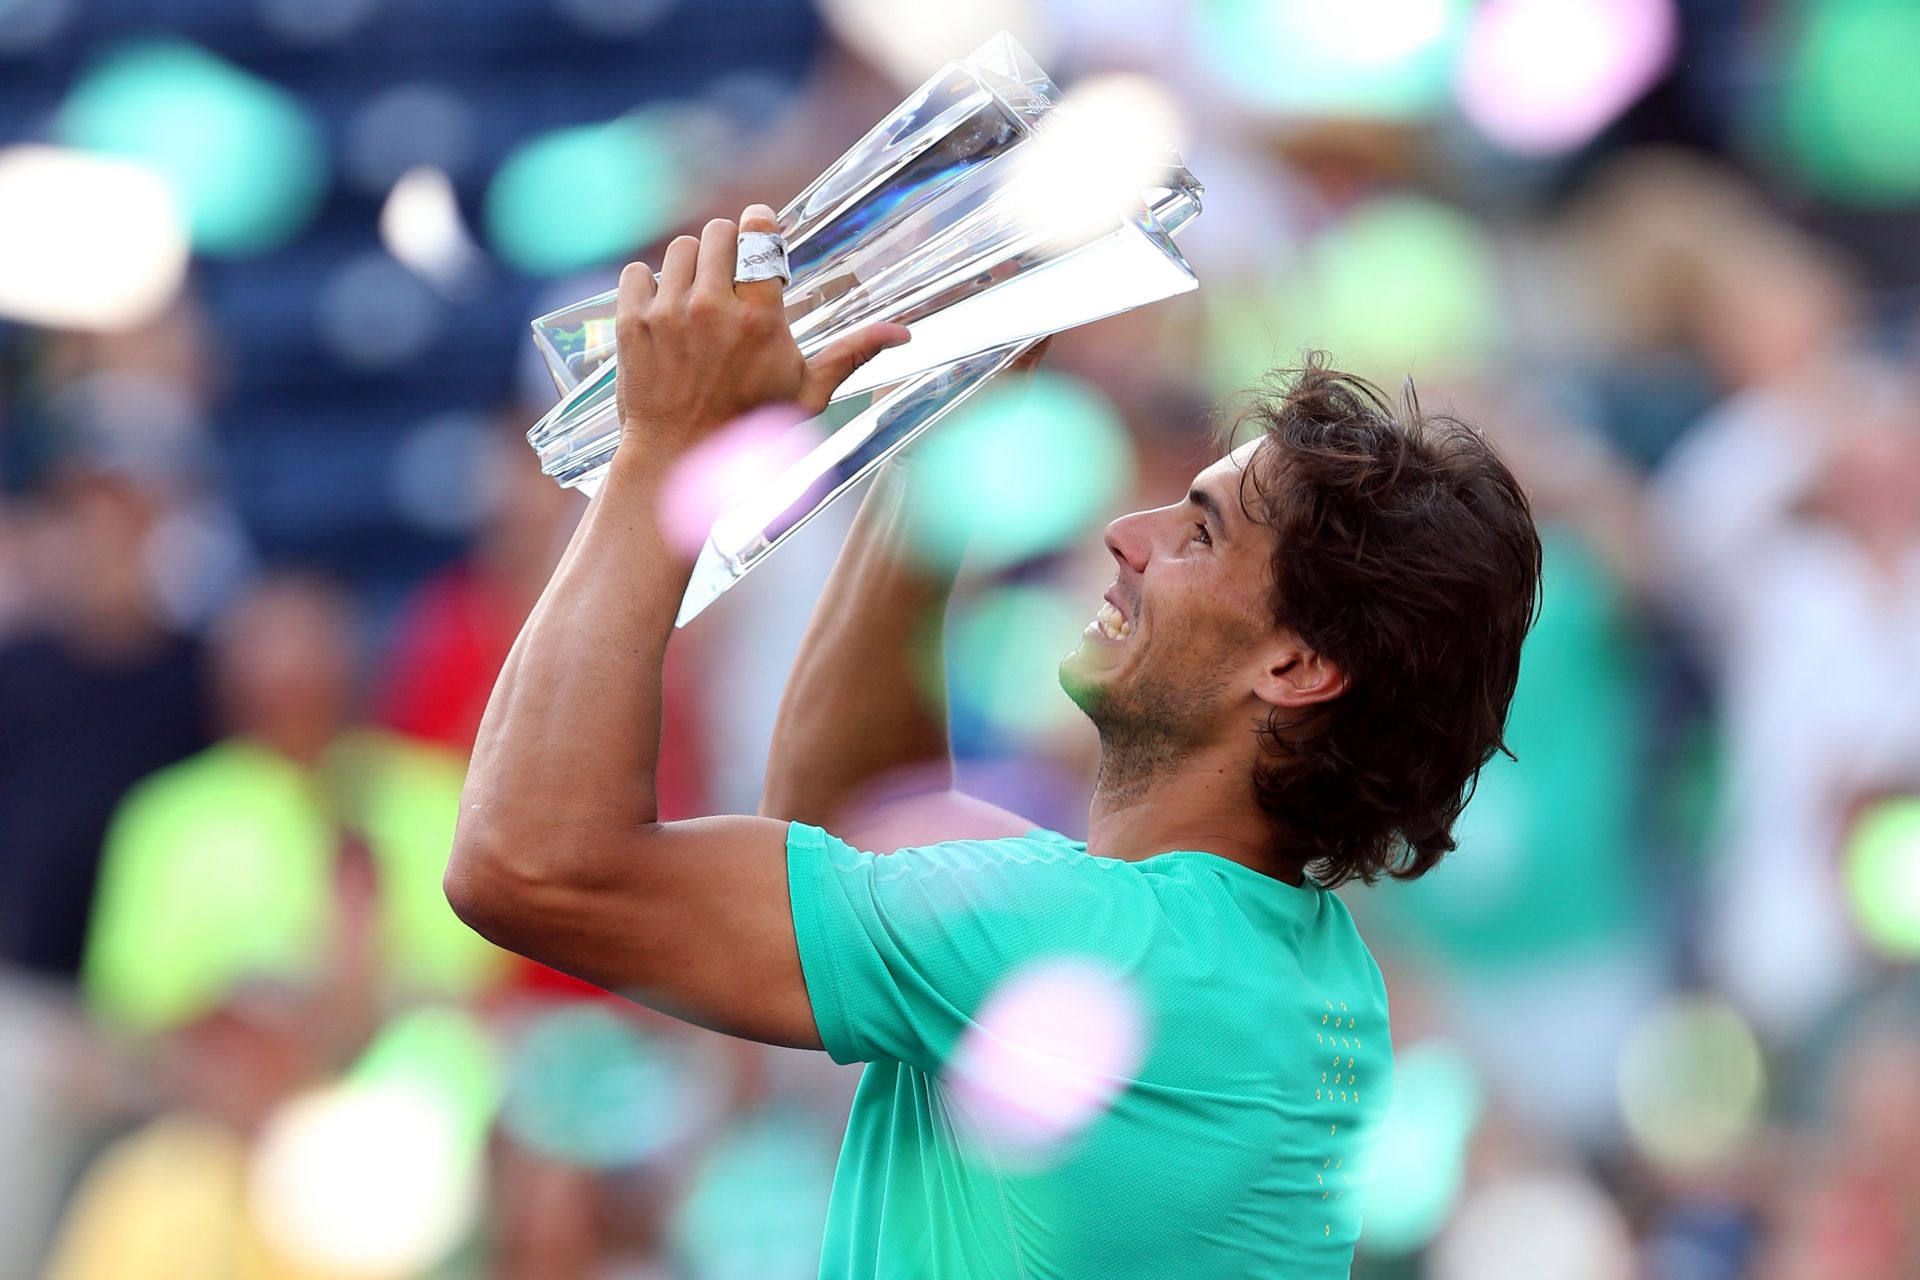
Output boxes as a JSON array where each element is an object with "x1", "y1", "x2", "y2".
[{"x1": 1218, "y1": 355, "x2": 1543, "y2": 888}]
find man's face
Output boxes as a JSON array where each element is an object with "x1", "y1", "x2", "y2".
[{"x1": 1059, "y1": 441, "x2": 1278, "y2": 750}]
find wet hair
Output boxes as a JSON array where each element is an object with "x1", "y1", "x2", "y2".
[{"x1": 1218, "y1": 354, "x2": 1543, "y2": 888}]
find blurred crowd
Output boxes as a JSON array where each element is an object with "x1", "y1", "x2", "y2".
[{"x1": 5, "y1": 0, "x2": 1920, "y2": 1277}]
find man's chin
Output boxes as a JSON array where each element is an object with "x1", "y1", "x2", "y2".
[{"x1": 1057, "y1": 645, "x2": 1113, "y2": 715}]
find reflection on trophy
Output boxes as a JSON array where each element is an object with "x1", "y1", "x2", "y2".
[{"x1": 525, "y1": 32, "x2": 1203, "y2": 626}]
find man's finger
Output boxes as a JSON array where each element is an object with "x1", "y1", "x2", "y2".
[
  {"x1": 617, "y1": 259, "x2": 656, "y2": 326},
  {"x1": 692, "y1": 216, "x2": 738, "y2": 305},
  {"x1": 615, "y1": 260, "x2": 655, "y2": 428},
  {"x1": 799, "y1": 321, "x2": 912, "y2": 413},
  {"x1": 733, "y1": 202, "x2": 787, "y2": 311},
  {"x1": 655, "y1": 234, "x2": 700, "y2": 307}
]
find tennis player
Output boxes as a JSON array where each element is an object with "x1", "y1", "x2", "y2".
[{"x1": 447, "y1": 204, "x2": 1543, "y2": 1277}]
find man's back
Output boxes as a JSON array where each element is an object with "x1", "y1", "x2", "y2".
[{"x1": 788, "y1": 823, "x2": 1393, "y2": 1278}]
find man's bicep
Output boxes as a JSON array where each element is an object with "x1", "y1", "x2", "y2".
[
  {"x1": 463, "y1": 814, "x2": 1083, "y2": 1072},
  {"x1": 617, "y1": 815, "x2": 1030, "y2": 1068},
  {"x1": 502, "y1": 815, "x2": 825, "y2": 1051}
]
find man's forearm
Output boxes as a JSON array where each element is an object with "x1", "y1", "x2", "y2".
[
  {"x1": 447, "y1": 204, "x2": 911, "y2": 938},
  {"x1": 761, "y1": 459, "x2": 957, "y2": 825},
  {"x1": 451, "y1": 454, "x2": 684, "y2": 896}
]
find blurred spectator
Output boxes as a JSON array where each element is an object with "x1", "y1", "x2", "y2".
[
  {"x1": 376, "y1": 410, "x2": 580, "y2": 754},
  {"x1": 1568, "y1": 150, "x2": 1862, "y2": 402},
  {"x1": 0, "y1": 495, "x2": 28, "y2": 635},
  {"x1": 1652, "y1": 356, "x2": 1920, "y2": 1034},
  {"x1": 81, "y1": 574, "x2": 502, "y2": 1045},
  {"x1": 30, "y1": 299, "x2": 252, "y2": 628},
  {"x1": 37, "y1": 985, "x2": 330, "y2": 1280},
  {"x1": 1759, "y1": 1008, "x2": 1920, "y2": 1280},
  {"x1": 0, "y1": 465, "x2": 213, "y2": 983}
]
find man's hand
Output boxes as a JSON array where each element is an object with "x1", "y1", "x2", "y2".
[{"x1": 613, "y1": 203, "x2": 910, "y2": 466}]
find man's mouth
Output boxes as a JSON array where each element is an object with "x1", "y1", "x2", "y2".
[{"x1": 1090, "y1": 598, "x2": 1133, "y2": 642}]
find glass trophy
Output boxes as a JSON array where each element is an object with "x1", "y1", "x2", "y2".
[{"x1": 525, "y1": 32, "x2": 1202, "y2": 626}]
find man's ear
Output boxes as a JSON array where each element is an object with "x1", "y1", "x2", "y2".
[{"x1": 1253, "y1": 632, "x2": 1348, "y2": 711}]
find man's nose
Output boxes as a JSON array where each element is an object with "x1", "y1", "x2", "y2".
[{"x1": 1103, "y1": 510, "x2": 1151, "y2": 574}]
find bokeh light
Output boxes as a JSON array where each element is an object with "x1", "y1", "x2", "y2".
[
  {"x1": 1430, "y1": 1170, "x2": 1635, "y2": 1280},
  {"x1": 500, "y1": 1004, "x2": 718, "y2": 1167},
  {"x1": 1010, "y1": 73, "x2": 1187, "y2": 243},
  {"x1": 347, "y1": 85, "x2": 477, "y2": 195},
  {"x1": 0, "y1": 0, "x2": 68, "y2": 52},
  {"x1": 1617, "y1": 994, "x2": 1765, "y2": 1171},
  {"x1": 671, "y1": 1112, "x2": 837, "y2": 1280},
  {"x1": 346, "y1": 1004, "x2": 501, "y2": 1137},
  {"x1": 659, "y1": 406, "x2": 824, "y2": 558},
  {"x1": 1775, "y1": 0, "x2": 1920, "y2": 205},
  {"x1": 316, "y1": 251, "x2": 445, "y2": 369},
  {"x1": 943, "y1": 959, "x2": 1144, "y2": 1160},
  {"x1": 1843, "y1": 796, "x2": 1920, "y2": 959},
  {"x1": 0, "y1": 145, "x2": 187, "y2": 331},
  {"x1": 252, "y1": 1084, "x2": 483, "y2": 1276},
  {"x1": 251, "y1": 1008, "x2": 498, "y2": 1277},
  {"x1": 486, "y1": 113, "x2": 690, "y2": 277},
  {"x1": 902, "y1": 370, "x2": 1134, "y2": 574},
  {"x1": 1205, "y1": 195, "x2": 1501, "y2": 396},
  {"x1": 553, "y1": 0, "x2": 676, "y2": 36},
  {"x1": 1359, "y1": 1040, "x2": 1482, "y2": 1254},
  {"x1": 815, "y1": 0, "x2": 1051, "y2": 89},
  {"x1": 1456, "y1": 0, "x2": 1676, "y2": 155},
  {"x1": 57, "y1": 40, "x2": 328, "y2": 256},
  {"x1": 381, "y1": 166, "x2": 486, "y2": 295},
  {"x1": 1194, "y1": 0, "x2": 1466, "y2": 120},
  {"x1": 256, "y1": 0, "x2": 380, "y2": 43},
  {"x1": 388, "y1": 411, "x2": 498, "y2": 535},
  {"x1": 944, "y1": 583, "x2": 1084, "y2": 744}
]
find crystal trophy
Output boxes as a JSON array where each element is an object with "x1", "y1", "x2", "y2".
[{"x1": 525, "y1": 32, "x2": 1202, "y2": 626}]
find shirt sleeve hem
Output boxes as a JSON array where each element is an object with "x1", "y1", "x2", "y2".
[{"x1": 785, "y1": 821, "x2": 867, "y2": 1066}]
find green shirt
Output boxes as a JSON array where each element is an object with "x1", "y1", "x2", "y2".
[
  {"x1": 83, "y1": 734, "x2": 503, "y2": 1034},
  {"x1": 787, "y1": 822, "x2": 1393, "y2": 1279}
]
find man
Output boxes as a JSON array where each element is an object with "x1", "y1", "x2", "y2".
[
  {"x1": 87, "y1": 575, "x2": 500, "y2": 1040},
  {"x1": 447, "y1": 205, "x2": 1543, "y2": 1277},
  {"x1": 0, "y1": 465, "x2": 211, "y2": 983}
]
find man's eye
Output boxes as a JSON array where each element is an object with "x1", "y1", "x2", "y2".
[{"x1": 1193, "y1": 522, "x2": 1212, "y2": 547}]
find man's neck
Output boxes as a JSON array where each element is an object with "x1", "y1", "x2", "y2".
[{"x1": 1083, "y1": 746, "x2": 1301, "y2": 885}]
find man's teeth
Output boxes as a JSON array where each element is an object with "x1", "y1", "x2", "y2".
[{"x1": 1094, "y1": 601, "x2": 1133, "y2": 640}]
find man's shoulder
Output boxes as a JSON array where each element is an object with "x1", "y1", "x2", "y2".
[
  {"x1": 863, "y1": 827, "x2": 1145, "y2": 890},
  {"x1": 796, "y1": 822, "x2": 1155, "y2": 926},
  {"x1": 803, "y1": 820, "x2": 1082, "y2": 867}
]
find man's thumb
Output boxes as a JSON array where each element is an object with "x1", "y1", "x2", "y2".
[{"x1": 800, "y1": 323, "x2": 911, "y2": 413}]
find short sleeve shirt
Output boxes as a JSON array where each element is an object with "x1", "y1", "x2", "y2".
[{"x1": 786, "y1": 822, "x2": 1393, "y2": 1279}]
